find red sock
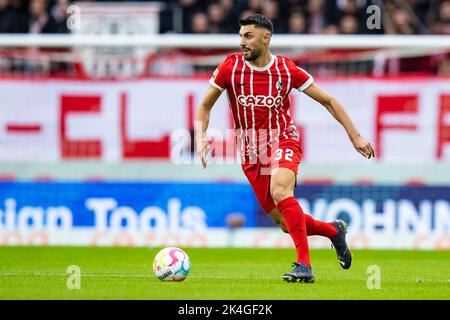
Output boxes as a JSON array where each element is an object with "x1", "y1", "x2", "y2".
[
  {"x1": 304, "y1": 214, "x2": 338, "y2": 239},
  {"x1": 277, "y1": 196, "x2": 311, "y2": 267}
]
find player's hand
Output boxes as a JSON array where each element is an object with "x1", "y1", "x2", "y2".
[
  {"x1": 196, "y1": 135, "x2": 210, "y2": 169},
  {"x1": 351, "y1": 135, "x2": 375, "y2": 159}
]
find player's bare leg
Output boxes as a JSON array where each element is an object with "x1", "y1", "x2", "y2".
[
  {"x1": 270, "y1": 167, "x2": 296, "y2": 205},
  {"x1": 270, "y1": 167, "x2": 314, "y2": 283}
]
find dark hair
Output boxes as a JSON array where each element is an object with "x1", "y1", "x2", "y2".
[{"x1": 239, "y1": 14, "x2": 274, "y2": 34}]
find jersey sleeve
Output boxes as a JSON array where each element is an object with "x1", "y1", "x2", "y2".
[
  {"x1": 209, "y1": 54, "x2": 233, "y2": 92},
  {"x1": 290, "y1": 63, "x2": 314, "y2": 92}
]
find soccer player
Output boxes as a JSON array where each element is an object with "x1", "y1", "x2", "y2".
[{"x1": 195, "y1": 14, "x2": 375, "y2": 283}]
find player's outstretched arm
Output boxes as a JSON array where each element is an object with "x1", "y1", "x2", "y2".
[
  {"x1": 303, "y1": 83, "x2": 375, "y2": 159},
  {"x1": 195, "y1": 86, "x2": 223, "y2": 168}
]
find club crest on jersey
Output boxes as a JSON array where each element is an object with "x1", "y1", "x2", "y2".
[
  {"x1": 276, "y1": 80, "x2": 284, "y2": 91},
  {"x1": 238, "y1": 95, "x2": 283, "y2": 108}
]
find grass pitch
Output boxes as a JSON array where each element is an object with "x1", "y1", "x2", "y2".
[{"x1": 0, "y1": 247, "x2": 448, "y2": 300}]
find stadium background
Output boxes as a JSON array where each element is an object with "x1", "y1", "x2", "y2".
[{"x1": 0, "y1": 0, "x2": 449, "y2": 251}]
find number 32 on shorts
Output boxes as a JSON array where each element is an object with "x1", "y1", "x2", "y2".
[{"x1": 274, "y1": 148, "x2": 293, "y2": 161}]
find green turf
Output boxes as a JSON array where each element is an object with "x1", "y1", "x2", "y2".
[{"x1": 0, "y1": 247, "x2": 448, "y2": 299}]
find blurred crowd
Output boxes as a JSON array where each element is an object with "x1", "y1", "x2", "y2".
[
  {"x1": 1, "y1": 0, "x2": 450, "y2": 35},
  {"x1": 176, "y1": 0, "x2": 450, "y2": 35},
  {"x1": 0, "y1": 0, "x2": 72, "y2": 33}
]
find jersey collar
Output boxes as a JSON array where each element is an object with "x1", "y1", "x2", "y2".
[{"x1": 244, "y1": 54, "x2": 276, "y2": 72}]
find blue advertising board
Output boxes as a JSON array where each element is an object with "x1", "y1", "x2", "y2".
[
  {"x1": 0, "y1": 182, "x2": 449, "y2": 236},
  {"x1": 0, "y1": 182, "x2": 257, "y2": 231}
]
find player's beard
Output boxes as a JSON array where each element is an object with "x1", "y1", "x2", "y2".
[{"x1": 243, "y1": 47, "x2": 261, "y2": 61}]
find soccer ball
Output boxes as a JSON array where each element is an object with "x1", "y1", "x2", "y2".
[{"x1": 153, "y1": 247, "x2": 190, "y2": 282}]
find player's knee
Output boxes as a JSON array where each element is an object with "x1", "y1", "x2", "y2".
[{"x1": 270, "y1": 185, "x2": 292, "y2": 205}]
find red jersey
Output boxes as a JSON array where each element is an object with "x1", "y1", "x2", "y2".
[{"x1": 209, "y1": 52, "x2": 313, "y2": 162}]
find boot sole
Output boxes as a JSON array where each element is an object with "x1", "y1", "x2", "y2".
[{"x1": 282, "y1": 275, "x2": 315, "y2": 283}]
